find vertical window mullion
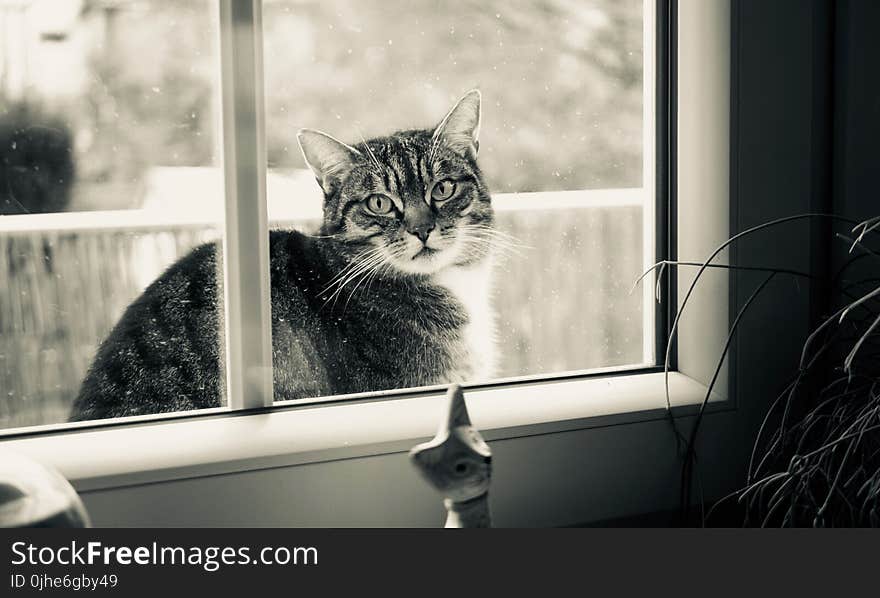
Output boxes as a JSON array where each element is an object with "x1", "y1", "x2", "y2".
[
  {"x1": 642, "y1": 0, "x2": 659, "y2": 366},
  {"x1": 218, "y1": 0, "x2": 273, "y2": 410}
]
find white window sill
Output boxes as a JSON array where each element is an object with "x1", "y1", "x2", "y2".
[{"x1": 0, "y1": 371, "x2": 724, "y2": 494}]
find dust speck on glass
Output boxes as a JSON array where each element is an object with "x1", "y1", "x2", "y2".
[{"x1": 0, "y1": 0, "x2": 653, "y2": 430}]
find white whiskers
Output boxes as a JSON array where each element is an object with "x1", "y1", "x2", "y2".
[
  {"x1": 457, "y1": 224, "x2": 530, "y2": 261},
  {"x1": 320, "y1": 245, "x2": 394, "y2": 312},
  {"x1": 318, "y1": 224, "x2": 525, "y2": 314}
]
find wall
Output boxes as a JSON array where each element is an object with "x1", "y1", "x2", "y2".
[{"x1": 832, "y1": 0, "x2": 880, "y2": 224}]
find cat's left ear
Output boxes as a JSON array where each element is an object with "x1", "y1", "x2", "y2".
[{"x1": 433, "y1": 89, "x2": 481, "y2": 159}]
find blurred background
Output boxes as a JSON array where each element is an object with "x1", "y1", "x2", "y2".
[{"x1": 0, "y1": 0, "x2": 648, "y2": 429}]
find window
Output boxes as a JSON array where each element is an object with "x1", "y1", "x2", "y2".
[
  {"x1": 0, "y1": 0, "x2": 659, "y2": 432},
  {"x1": 0, "y1": 0, "x2": 753, "y2": 530},
  {"x1": 262, "y1": 0, "x2": 657, "y2": 386}
]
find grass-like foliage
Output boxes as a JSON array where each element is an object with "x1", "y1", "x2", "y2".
[{"x1": 638, "y1": 214, "x2": 880, "y2": 527}]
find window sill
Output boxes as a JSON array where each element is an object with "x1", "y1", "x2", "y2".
[{"x1": 0, "y1": 371, "x2": 724, "y2": 494}]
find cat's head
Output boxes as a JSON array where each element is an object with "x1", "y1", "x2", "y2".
[{"x1": 297, "y1": 90, "x2": 493, "y2": 276}]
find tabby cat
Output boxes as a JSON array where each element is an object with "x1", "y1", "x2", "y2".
[{"x1": 70, "y1": 90, "x2": 498, "y2": 421}]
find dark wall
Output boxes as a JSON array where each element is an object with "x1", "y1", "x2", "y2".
[
  {"x1": 830, "y1": 0, "x2": 880, "y2": 308},
  {"x1": 833, "y1": 0, "x2": 880, "y2": 223},
  {"x1": 705, "y1": 0, "x2": 876, "y2": 518},
  {"x1": 713, "y1": 0, "x2": 835, "y2": 514}
]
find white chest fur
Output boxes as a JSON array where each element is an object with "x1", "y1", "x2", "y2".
[{"x1": 431, "y1": 259, "x2": 497, "y2": 382}]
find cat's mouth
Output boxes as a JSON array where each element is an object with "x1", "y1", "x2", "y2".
[
  {"x1": 412, "y1": 246, "x2": 439, "y2": 260},
  {"x1": 391, "y1": 235, "x2": 462, "y2": 275}
]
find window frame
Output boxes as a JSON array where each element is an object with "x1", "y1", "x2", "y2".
[
  {"x1": 0, "y1": 0, "x2": 752, "y2": 526},
  {"x1": 1, "y1": 0, "x2": 675, "y2": 431},
  {"x1": 218, "y1": 0, "x2": 275, "y2": 411}
]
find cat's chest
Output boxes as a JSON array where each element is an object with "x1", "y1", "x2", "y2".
[{"x1": 431, "y1": 261, "x2": 497, "y2": 382}]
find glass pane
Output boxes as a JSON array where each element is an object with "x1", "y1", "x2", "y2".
[
  {"x1": 0, "y1": 0, "x2": 223, "y2": 429},
  {"x1": 262, "y1": 0, "x2": 653, "y2": 400}
]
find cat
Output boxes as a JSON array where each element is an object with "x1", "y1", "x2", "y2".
[{"x1": 69, "y1": 90, "x2": 499, "y2": 421}]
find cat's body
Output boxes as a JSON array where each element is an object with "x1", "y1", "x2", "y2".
[
  {"x1": 70, "y1": 91, "x2": 498, "y2": 421},
  {"x1": 71, "y1": 232, "x2": 493, "y2": 420}
]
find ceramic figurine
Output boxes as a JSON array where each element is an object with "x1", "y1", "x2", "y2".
[{"x1": 410, "y1": 385, "x2": 492, "y2": 527}]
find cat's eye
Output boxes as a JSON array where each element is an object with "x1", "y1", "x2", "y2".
[
  {"x1": 364, "y1": 194, "x2": 394, "y2": 215},
  {"x1": 454, "y1": 461, "x2": 470, "y2": 475},
  {"x1": 431, "y1": 179, "x2": 457, "y2": 203}
]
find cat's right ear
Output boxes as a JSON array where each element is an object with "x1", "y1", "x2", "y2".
[{"x1": 297, "y1": 129, "x2": 362, "y2": 196}]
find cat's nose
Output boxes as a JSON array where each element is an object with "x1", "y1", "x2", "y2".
[
  {"x1": 404, "y1": 204, "x2": 436, "y2": 244},
  {"x1": 409, "y1": 225, "x2": 434, "y2": 244}
]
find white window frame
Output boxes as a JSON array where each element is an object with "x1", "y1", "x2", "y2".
[
  {"x1": 0, "y1": 0, "x2": 771, "y2": 526},
  {"x1": 217, "y1": 0, "x2": 274, "y2": 411}
]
